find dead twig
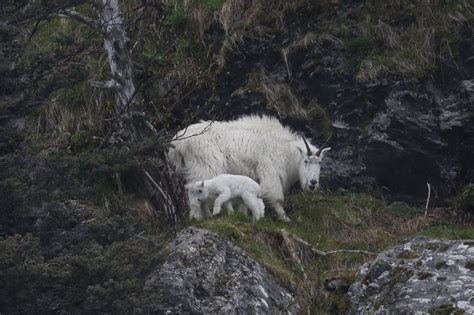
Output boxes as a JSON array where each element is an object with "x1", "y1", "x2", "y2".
[
  {"x1": 279, "y1": 229, "x2": 378, "y2": 259},
  {"x1": 170, "y1": 120, "x2": 214, "y2": 142},
  {"x1": 425, "y1": 182, "x2": 431, "y2": 217},
  {"x1": 144, "y1": 169, "x2": 178, "y2": 226}
]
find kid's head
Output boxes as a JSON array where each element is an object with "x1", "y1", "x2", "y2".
[{"x1": 185, "y1": 181, "x2": 209, "y2": 202}]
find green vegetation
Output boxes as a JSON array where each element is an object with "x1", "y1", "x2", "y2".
[
  {"x1": 422, "y1": 225, "x2": 474, "y2": 240},
  {"x1": 0, "y1": 217, "x2": 167, "y2": 314},
  {"x1": 196, "y1": 191, "x2": 464, "y2": 312},
  {"x1": 2, "y1": 0, "x2": 473, "y2": 313},
  {"x1": 417, "y1": 271, "x2": 433, "y2": 280},
  {"x1": 430, "y1": 303, "x2": 465, "y2": 315},
  {"x1": 458, "y1": 184, "x2": 474, "y2": 212}
]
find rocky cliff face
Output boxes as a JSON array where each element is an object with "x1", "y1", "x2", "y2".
[
  {"x1": 186, "y1": 2, "x2": 474, "y2": 204},
  {"x1": 145, "y1": 227, "x2": 298, "y2": 314},
  {"x1": 348, "y1": 237, "x2": 474, "y2": 314}
]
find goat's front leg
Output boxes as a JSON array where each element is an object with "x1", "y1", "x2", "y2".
[
  {"x1": 224, "y1": 201, "x2": 235, "y2": 214},
  {"x1": 201, "y1": 199, "x2": 212, "y2": 218},
  {"x1": 213, "y1": 189, "x2": 231, "y2": 216}
]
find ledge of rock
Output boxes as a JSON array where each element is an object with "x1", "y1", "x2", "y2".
[
  {"x1": 145, "y1": 227, "x2": 298, "y2": 314},
  {"x1": 348, "y1": 237, "x2": 474, "y2": 314}
]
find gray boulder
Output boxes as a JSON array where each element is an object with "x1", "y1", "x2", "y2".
[
  {"x1": 145, "y1": 227, "x2": 298, "y2": 314},
  {"x1": 348, "y1": 237, "x2": 474, "y2": 314}
]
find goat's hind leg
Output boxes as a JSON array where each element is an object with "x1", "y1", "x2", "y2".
[{"x1": 241, "y1": 192, "x2": 264, "y2": 221}]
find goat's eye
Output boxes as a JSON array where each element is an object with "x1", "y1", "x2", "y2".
[
  {"x1": 304, "y1": 160, "x2": 308, "y2": 164},
  {"x1": 198, "y1": 189, "x2": 202, "y2": 193}
]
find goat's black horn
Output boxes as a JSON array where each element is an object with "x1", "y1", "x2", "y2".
[{"x1": 301, "y1": 135, "x2": 313, "y2": 156}]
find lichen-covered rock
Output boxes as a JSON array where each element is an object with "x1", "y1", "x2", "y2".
[
  {"x1": 348, "y1": 237, "x2": 474, "y2": 314},
  {"x1": 145, "y1": 227, "x2": 298, "y2": 314}
]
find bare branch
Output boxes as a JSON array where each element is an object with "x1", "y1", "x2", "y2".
[
  {"x1": 58, "y1": 9, "x2": 103, "y2": 33},
  {"x1": 90, "y1": 79, "x2": 118, "y2": 89},
  {"x1": 144, "y1": 170, "x2": 178, "y2": 225},
  {"x1": 171, "y1": 121, "x2": 214, "y2": 142},
  {"x1": 279, "y1": 229, "x2": 378, "y2": 260},
  {"x1": 425, "y1": 182, "x2": 431, "y2": 217}
]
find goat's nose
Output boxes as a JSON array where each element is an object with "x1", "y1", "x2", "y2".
[{"x1": 310, "y1": 179, "x2": 318, "y2": 185}]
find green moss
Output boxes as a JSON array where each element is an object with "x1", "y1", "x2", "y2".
[
  {"x1": 388, "y1": 267, "x2": 414, "y2": 287},
  {"x1": 424, "y1": 242, "x2": 450, "y2": 253},
  {"x1": 417, "y1": 271, "x2": 433, "y2": 280},
  {"x1": 397, "y1": 250, "x2": 420, "y2": 259},
  {"x1": 465, "y1": 260, "x2": 474, "y2": 271},
  {"x1": 430, "y1": 304, "x2": 465, "y2": 315}
]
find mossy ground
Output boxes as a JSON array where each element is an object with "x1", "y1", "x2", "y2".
[{"x1": 196, "y1": 191, "x2": 472, "y2": 313}]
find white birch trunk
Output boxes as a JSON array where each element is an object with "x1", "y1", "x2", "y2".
[{"x1": 92, "y1": 0, "x2": 135, "y2": 113}]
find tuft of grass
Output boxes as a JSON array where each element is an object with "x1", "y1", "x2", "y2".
[
  {"x1": 421, "y1": 225, "x2": 474, "y2": 240},
  {"x1": 246, "y1": 70, "x2": 333, "y2": 133},
  {"x1": 430, "y1": 303, "x2": 466, "y2": 315},
  {"x1": 417, "y1": 271, "x2": 434, "y2": 280},
  {"x1": 356, "y1": 0, "x2": 474, "y2": 81},
  {"x1": 458, "y1": 184, "x2": 474, "y2": 212}
]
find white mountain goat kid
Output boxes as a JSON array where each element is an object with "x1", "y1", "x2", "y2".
[
  {"x1": 168, "y1": 115, "x2": 331, "y2": 221},
  {"x1": 185, "y1": 174, "x2": 265, "y2": 220}
]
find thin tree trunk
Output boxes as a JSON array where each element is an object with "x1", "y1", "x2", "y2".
[
  {"x1": 60, "y1": 1, "x2": 136, "y2": 113},
  {"x1": 92, "y1": 0, "x2": 135, "y2": 113}
]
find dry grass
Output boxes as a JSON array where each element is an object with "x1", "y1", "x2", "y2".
[
  {"x1": 356, "y1": 59, "x2": 389, "y2": 82},
  {"x1": 241, "y1": 70, "x2": 332, "y2": 134},
  {"x1": 356, "y1": 0, "x2": 474, "y2": 81},
  {"x1": 247, "y1": 70, "x2": 312, "y2": 119},
  {"x1": 260, "y1": 82, "x2": 310, "y2": 119},
  {"x1": 285, "y1": 32, "x2": 342, "y2": 55},
  {"x1": 216, "y1": 0, "x2": 319, "y2": 68},
  {"x1": 32, "y1": 86, "x2": 114, "y2": 147},
  {"x1": 281, "y1": 32, "x2": 342, "y2": 78}
]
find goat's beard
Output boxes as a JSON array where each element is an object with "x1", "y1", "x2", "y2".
[{"x1": 300, "y1": 180, "x2": 320, "y2": 192}]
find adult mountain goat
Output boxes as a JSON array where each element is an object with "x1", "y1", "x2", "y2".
[{"x1": 168, "y1": 115, "x2": 331, "y2": 221}]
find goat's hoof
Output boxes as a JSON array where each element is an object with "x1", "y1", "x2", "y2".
[{"x1": 279, "y1": 214, "x2": 291, "y2": 222}]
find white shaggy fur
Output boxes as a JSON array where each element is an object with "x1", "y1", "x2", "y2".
[
  {"x1": 168, "y1": 115, "x2": 331, "y2": 221},
  {"x1": 185, "y1": 174, "x2": 265, "y2": 220}
]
